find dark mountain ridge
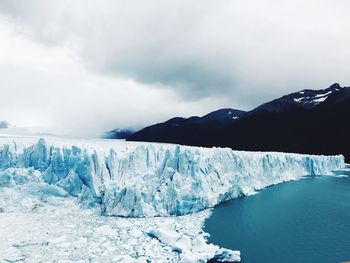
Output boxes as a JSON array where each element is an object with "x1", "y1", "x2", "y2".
[
  {"x1": 128, "y1": 83, "x2": 350, "y2": 162},
  {"x1": 128, "y1": 108, "x2": 245, "y2": 146}
]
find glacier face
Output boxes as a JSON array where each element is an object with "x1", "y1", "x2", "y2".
[{"x1": 0, "y1": 136, "x2": 345, "y2": 217}]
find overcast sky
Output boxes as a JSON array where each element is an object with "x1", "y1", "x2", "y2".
[{"x1": 0, "y1": 0, "x2": 349, "y2": 136}]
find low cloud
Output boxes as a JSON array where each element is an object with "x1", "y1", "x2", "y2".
[{"x1": 0, "y1": 0, "x2": 349, "y2": 134}]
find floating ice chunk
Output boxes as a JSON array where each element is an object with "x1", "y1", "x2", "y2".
[{"x1": 147, "y1": 222, "x2": 240, "y2": 262}]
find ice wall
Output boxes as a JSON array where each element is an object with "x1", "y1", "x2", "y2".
[{"x1": 0, "y1": 138, "x2": 345, "y2": 217}]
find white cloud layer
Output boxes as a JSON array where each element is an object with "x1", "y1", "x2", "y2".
[
  {"x1": 0, "y1": 0, "x2": 349, "y2": 135},
  {"x1": 0, "y1": 20, "x2": 228, "y2": 136}
]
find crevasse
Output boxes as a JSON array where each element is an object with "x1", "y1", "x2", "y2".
[{"x1": 0, "y1": 138, "x2": 345, "y2": 217}]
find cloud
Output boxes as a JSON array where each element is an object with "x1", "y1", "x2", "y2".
[
  {"x1": 0, "y1": 0, "x2": 234, "y2": 98},
  {"x1": 2, "y1": 1, "x2": 349, "y2": 96},
  {"x1": 0, "y1": 19, "x2": 230, "y2": 136},
  {"x1": 0, "y1": 0, "x2": 349, "y2": 134}
]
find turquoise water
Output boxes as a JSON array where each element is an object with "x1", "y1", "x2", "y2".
[{"x1": 205, "y1": 176, "x2": 350, "y2": 263}]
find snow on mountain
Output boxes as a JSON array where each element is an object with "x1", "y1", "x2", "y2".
[
  {"x1": 0, "y1": 136, "x2": 345, "y2": 217},
  {"x1": 251, "y1": 83, "x2": 346, "y2": 113},
  {"x1": 292, "y1": 84, "x2": 342, "y2": 105}
]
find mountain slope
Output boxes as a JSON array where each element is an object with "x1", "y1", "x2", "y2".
[
  {"x1": 103, "y1": 128, "x2": 134, "y2": 139},
  {"x1": 128, "y1": 84, "x2": 350, "y2": 162},
  {"x1": 128, "y1": 108, "x2": 245, "y2": 145},
  {"x1": 249, "y1": 83, "x2": 343, "y2": 114},
  {"x1": 215, "y1": 83, "x2": 350, "y2": 156}
]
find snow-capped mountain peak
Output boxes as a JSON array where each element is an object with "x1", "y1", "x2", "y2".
[
  {"x1": 251, "y1": 83, "x2": 348, "y2": 114},
  {"x1": 292, "y1": 83, "x2": 343, "y2": 106}
]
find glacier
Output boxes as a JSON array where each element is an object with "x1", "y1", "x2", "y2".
[
  {"x1": 0, "y1": 135, "x2": 346, "y2": 262},
  {"x1": 0, "y1": 136, "x2": 345, "y2": 217}
]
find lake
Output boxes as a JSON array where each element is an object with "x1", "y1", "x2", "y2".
[{"x1": 205, "y1": 175, "x2": 350, "y2": 263}]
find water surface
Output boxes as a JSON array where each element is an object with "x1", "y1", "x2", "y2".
[{"x1": 205, "y1": 176, "x2": 350, "y2": 263}]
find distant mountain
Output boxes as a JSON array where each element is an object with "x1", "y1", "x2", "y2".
[
  {"x1": 249, "y1": 83, "x2": 344, "y2": 114},
  {"x1": 0, "y1": 121, "x2": 10, "y2": 129},
  {"x1": 216, "y1": 83, "x2": 350, "y2": 157},
  {"x1": 128, "y1": 83, "x2": 350, "y2": 162},
  {"x1": 201, "y1": 108, "x2": 246, "y2": 123},
  {"x1": 128, "y1": 108, "x2": 246, "y2": 145},
  {"x1": 164, "y1": 108, "x2": 245, "y2": 127},
  {"x1": 103, "y1": 128, "x2": 135, "y2": 139}
]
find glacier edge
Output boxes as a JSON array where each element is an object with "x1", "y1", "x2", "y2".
[{"x1": 0, "y1": 137, "x2": 345, "y2": 217}]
